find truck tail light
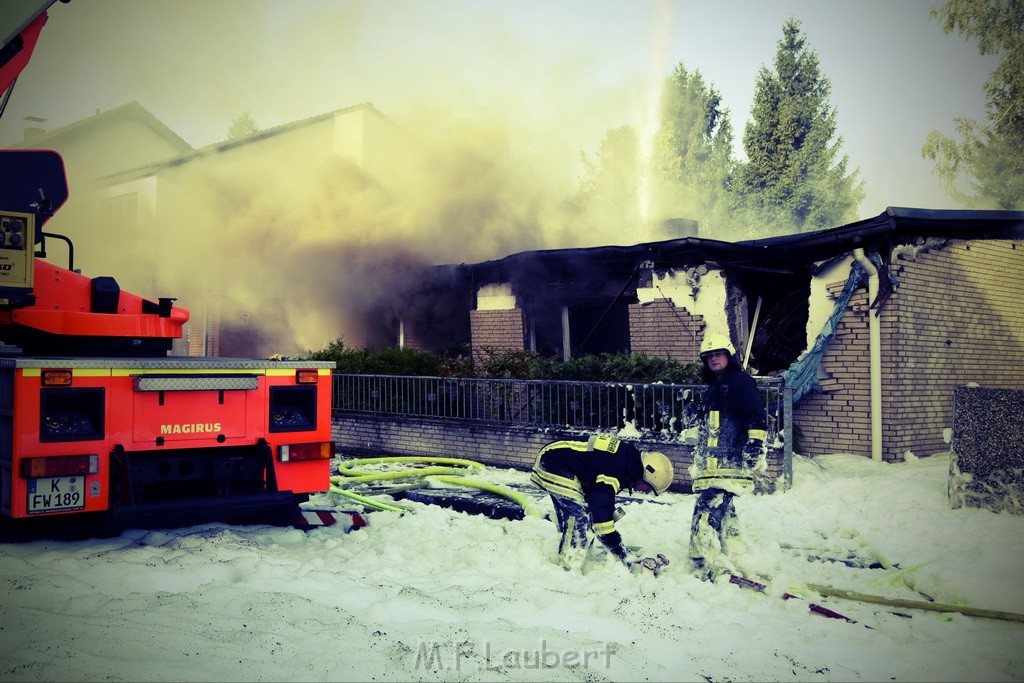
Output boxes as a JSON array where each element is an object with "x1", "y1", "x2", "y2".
[
  {"x1": 20, "y1": 454, "x2": 98, "y2": 478},
  {"x1": 278, "y1": 442, "x2": 333, "y2": 462},
  {"x1": 295, "y1": 369, "x2": 319, "y2": 384}
]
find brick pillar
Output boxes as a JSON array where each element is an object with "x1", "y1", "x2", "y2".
[{"x1": 470, "y1": 308, "x2": 527, "y2": 364}]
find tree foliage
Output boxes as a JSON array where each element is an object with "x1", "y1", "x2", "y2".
[
  {"x1": 571, "y1": 125, "x2": 644, "y2": 235},
  {"x1": 921, "y1": 0, "x2": 1024, "y2": 209},
  {"x1": 227, "y1": 111, "x2": 259, "y2": 140},
  {"x1": 652, "y1": 63, "x2": 742, "y2": 237},
  {"x1": 737, "y1": 18, "x2": 863, "y2": 234}
]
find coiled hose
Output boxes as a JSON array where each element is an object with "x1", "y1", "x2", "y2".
[{"x1": 330, "y1": 456, "x2": 540, "y2": 518}]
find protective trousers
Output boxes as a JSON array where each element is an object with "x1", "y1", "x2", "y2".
[
  {"x1": 688, "y1": 487, "x2": 740, "y2": 577},
  {"x1": 530, "y1": 456, "x2": 593, "y2": 570}
]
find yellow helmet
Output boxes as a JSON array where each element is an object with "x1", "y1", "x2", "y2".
[
  {"x1": 700, "y1": 332, "x2": 736, "y2": 358},
  {"x1": 640, "y1": 451, "x2": 674, "y2": 495}
]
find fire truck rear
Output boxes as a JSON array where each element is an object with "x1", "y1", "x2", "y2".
[
  {"x1": 0, "y1": 5, "x2": 336, "y2": 540},
  {"x1": 0, "y1": 351, "x2": 335, "y2": 538}
]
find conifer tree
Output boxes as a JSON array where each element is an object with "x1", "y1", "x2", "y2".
[
  {"x1": 652, "y1": 63, "x2": 740, "y2": 237},
  {"x1": 227, "y1": 111, "x2": 259, "y2": 140},
  {"x1": 738, "y1": 19, "x2": 863, "y2": 234},
  {"x1": 570, "y1": 125, "x2": 643, "y2": 237}
]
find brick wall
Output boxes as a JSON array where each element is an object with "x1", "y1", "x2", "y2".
[
  {"x1": 344, "y1": 240, "x2": 1021, "y2": 467},
  {"x1": 401, "y1": 331, "x2": 429, "y2": 351},
  {"x1": 186, "y1": 322, "x2": 205, "y2": 356},
  {"x1": 791, "y1": 287, "x2": 873, "y2": 458},
  {"x1": 794, "y1": 239, "x2": 1024, "y2": 461},
  {"x1": 470, "y1": 308, "x2": 527, "y2": 362},
  {"x1": 332, "y1": 414, "x2": 787, "y2": 494},
  {"x1": 883, "y1": 239, "x2": 1024, "y2": 461},
  {"x1": 628, "y1": 298, "x2": 705, "y2": 361}
]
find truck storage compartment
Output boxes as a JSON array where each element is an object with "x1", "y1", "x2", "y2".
[
  {"x1": 110, "y1": 441, "x2": 278, "y2": 505},
  {"x1": 105, "y1": 440, "x2": 304, "y2": 530}
]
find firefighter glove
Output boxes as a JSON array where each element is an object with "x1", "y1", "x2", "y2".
[
  {"x1": 605, "y1": 540, "x2": 629, "y2": 562},
  {"x1": 624, "y1": 552, "x2": 643, "y2": 574},
  {"x1": 742, "y1": 438, "x2": 763, "y2": 468}
]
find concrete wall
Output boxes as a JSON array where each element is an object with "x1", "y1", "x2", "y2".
[{"x1": 949, "y1": 386, "x2": 1024, "y2": 514}]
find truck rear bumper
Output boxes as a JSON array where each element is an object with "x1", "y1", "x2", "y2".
[{"x1": 109, "y1": 491, "x2": 308, "y2": 530}]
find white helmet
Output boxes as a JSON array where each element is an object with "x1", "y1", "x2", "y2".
[
  {"x1": 700, "y1": 332, "x2": 736, "y2": 359},
  {"x1": 640, "y1": 451, "x2": 674, "y2": 495}
]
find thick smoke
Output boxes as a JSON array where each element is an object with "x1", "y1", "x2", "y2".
[
  {"x1": 6, "y1": 1, "x2": 679, "y2": 356},
  {"x1": 143, "y1": 110, "x2": 623, "y2": 356}
]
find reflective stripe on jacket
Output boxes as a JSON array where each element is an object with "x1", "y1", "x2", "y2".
[
  {"x1": 693, "y1": 364, "x2": 767, "y2": 493},
  {"x1": 530, "y1": 436, "x2": 642, "y2": 553}
]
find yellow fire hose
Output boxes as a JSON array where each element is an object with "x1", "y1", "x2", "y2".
[
  {"x1": 327, "y1": 485, "x2": 409, "y2": 513},
  {"x1": 335, "y1": 456, "x2": 484, "y2": 478},
  {"x1": 807, "y1": 583, "x2": 1024, "y2": 624},
  {"x1": 426, "y1": 474, "x2": 541, "y2": 518},
  {"x1": 333, "y1": 466, "x2": 474, "y2": 484},
  {"x1": 331, "y1": 456, "x2": 541, "y2": 519}
]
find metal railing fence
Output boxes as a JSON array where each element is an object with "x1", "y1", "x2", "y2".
[{"x1": 333, "y1": 373, "x2": 790, "y2": 448}]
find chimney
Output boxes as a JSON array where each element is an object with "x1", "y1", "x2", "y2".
[{"x1": 22, "y1": 115, "x2": 46, "y2": 142}]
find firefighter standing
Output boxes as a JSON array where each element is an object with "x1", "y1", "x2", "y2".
[
  {"x1": 688, "y1": 331, "x2": 768, "y2": 580},
  {"x1": 530, "y1": 435, "x2": 674, "y2": 571}
]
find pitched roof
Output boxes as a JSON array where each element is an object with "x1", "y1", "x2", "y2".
[
  {"x1": 6, "y1": 100, "x2": 193, "y2": 153},
  {"x1": 98, "y1": 101, "x2": 392, "y2": 183}
]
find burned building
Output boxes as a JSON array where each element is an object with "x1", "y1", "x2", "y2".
[{"x1": 401, "y1": 207, "x2": 1024, "y2": 463}]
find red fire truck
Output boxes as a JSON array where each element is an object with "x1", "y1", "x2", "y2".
[{"x1": 0, "y1": 3, "x2": 336, "y2": 540}]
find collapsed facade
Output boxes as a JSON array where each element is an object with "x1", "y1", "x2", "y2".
[{"x1": 403, "y1": 207, "x2": 1024, "y2": 462}]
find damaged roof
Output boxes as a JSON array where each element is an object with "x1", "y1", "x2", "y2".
[{"x1": 459, "y1": 207, "x2": 1024, "y2": 280}]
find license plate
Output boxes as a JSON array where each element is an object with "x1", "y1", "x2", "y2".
[{"x1": 27, "y1": 477, "x2": 85, "y2": 514}]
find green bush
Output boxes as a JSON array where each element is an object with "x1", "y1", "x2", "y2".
[
  {"x1": 305, "y1": 339, "x2": 702, "y2": 384},
  {"x1": 554, "y1": 352, "x2": 703, "y2": 384},
  {"x1": 304, "y1": 339, "x2": 445, "y2": 376}
]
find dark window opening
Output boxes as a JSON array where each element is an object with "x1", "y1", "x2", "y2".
[
  {"x1": 731, "y1": 270, "x2": 811, "y2": 374},
  {"x1": 570, "y1": 298, "x2": 631, "y2": 357},
  {"x1": 269, "y1": 386, "x2": 317, "y2": 433}
]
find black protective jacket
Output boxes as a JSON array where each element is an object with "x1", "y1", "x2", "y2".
[
  {"x1": 537, "y1": 436, "x2": 643, "y2": 557},
  {"x1": 693, "y1": 357, "x2": 768, "y2": 493}
]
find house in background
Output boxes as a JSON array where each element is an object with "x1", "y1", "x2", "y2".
[
  {"x1": 8, "y1": 100, "x2": 193, "y2": 180},
  {"x1": 406, "y1": 207, "x2": 1024, "y2": 462},
  {"x1": 6, "y1": 100, "x2": 410, "y2": 357},
  {"x1": 7, "y1": 101, "x2": 194, "y2": 282}
]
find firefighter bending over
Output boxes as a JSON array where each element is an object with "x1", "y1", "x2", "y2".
[
  {"x1": 530, "y1": 435, "x2": 674, "y2": 571},
  {"x1": 689, "y1": 331, "x2": 768, "y2": 581}
]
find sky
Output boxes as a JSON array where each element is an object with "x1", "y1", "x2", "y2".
[
  {"x1": 2, "y1": 449, "x2": 1023, "y2": 682},
  {"x1": 0, "y1": 0, "x2": 999, "y2": 222}
]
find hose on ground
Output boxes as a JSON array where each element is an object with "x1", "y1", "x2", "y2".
[
  {"x1": 336, "y1": 456, "x2": 483, "y2": 478},
  {"x1": 426, "y1": 474, "x2": 541, "y2": 518},
  {"x1": 807, "y1": 583, "x2": 1024, "y2": 624},
  {"x1": 327, "y1": 485, "x2": 409, "y2": 513},
  {"x1": 332, "y1": 456, "x2": 539, "y2": 518}
]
